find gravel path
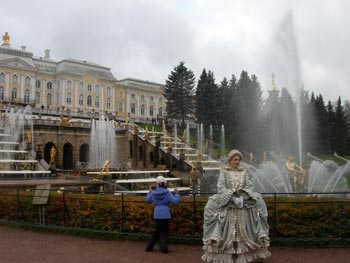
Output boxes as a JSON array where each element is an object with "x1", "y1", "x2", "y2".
[{"x1": 1, "y1": 226, "x2": 349, "y2": 263}]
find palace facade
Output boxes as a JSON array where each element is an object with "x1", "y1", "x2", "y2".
[{"x1": 0, "y1": 32, "x2": 166, "y2": 123}]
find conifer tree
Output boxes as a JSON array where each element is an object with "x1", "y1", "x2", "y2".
[
  {"x1": 164, "y1": 62, "x2": 196, "y2": 128},
  {"x1": 313, "y1": 94, "x2": 329, "y2": 153},
  {"x1": 327, "y1": 100, "x2": 336, "y2": 153},
  {"x1": 234, "y1": 71, "x2": 263, "y2": 153},
  {"x1": 331, "y1": 97, "x2": 349, "y2": 155}
]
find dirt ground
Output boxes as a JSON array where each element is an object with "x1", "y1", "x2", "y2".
[{"x1": 0, "y1": 225, "x2": 349, "y2": 263}]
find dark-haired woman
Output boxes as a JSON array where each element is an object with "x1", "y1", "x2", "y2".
[{"x1": 146, "y1": 176, "x2": 179, "y2": 253}]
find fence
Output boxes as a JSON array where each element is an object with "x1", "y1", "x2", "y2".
[{"x1": 0, "y1": 188, "x2": 350, "y2": 246}]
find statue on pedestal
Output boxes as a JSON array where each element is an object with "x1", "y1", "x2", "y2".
[
  {"x1": 50, "y1": 146, "x2": 56, "y2": 163},
  {"x1": 285, "y1": 157, "x2": 305, "y2": 192},
  {"x1": 100, "y1": 160, "x2": 110, "y2": 176}
]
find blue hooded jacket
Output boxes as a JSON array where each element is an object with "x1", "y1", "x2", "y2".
[{"x1": 146, "y1": 186, "x2": 179, "y2": 219}]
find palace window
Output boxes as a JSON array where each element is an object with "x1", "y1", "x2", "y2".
[
  {"x1": 131, "y1": 103, "x2": 136, "y2": 114},
  {"x1": 79, "y1": 82, "x2": 84, "y2": 91},
  {"x1": 131, "y1": 93, "x2": 136, "y2": 99},
  {"x1": 0, "y1": 86, "x2": 4, "y2": 100},
  {"x1": 95, "y1": 85, "x2": 100, "y2": 93},
  {"x1": 67, "y1": 80, "x2": 72, "y2": 90},
  {"x1": 150, "y1": 96, "x2": 154, "y2": 102},
  {"x1": 150, "y1": 105, "x2": 154, "y2": 116},
  {"x1": 87, "y1": 84, "x2": 92, "y2": 92},
  {"x1": 107, "y1": 86, "x2": 112, "y2": 95},
  {"x1": 35, "y1": 92, "x2": 40, "y2": 103},
  {"x1": 119, "y1": 91, "x2": 123, "y2": 98},
  {"x1": 95, "y1": 96, "x2": 100, "y2": 108},
  {"x1": 107, "y1": 98, "x2": 111, "y2": 109},
  {"x1": 79, "y1": 94, "x2": 84, "y2": 105},
  {"x1": 12, "y1": 74, "x2": 18, "y2": 84},
  {"x1": 25, "y1": 76, "x2": 31, "y2": 85},
  {"x1": 119, "y1": 102, "x2": 123, "y2": 112},
  {"x1": 47, "y1": 93, "x2": 52, "y2": 106},
  {"x1": 47, "y1": 81, "x2": 52, "y2": 90},
  {"x1": 159, "y1": 97, "x2": 162, "y2": 103},
  {"x1": 24, "y1": 89, "x2": 30, "y2": 103},
  {"x1": 158, "y1": 107, "x2": 163, "y2": 116},
  {"x1": 87, "y1": 95, "x2": 92, "y2": 106},
  {"x1": 141, "y1": 95, "x2": 145, "y2": 102},
  {"x1": 0, "y1": 73, "x2": 5, "y2": 82},
  {"x1": 11, "y1": 88, "x2": 17, "y2": 101},
  {"x1": 35, "y1": 79, "x2": 41, "y2": 88},
  {"x1": 66, "y1": 92, "x2": 72, "y2": 104},
  {"x1": 141, "y1": 104, "x2": 145, "y2": 115}
]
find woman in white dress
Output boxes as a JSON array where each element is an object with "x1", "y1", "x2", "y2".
[{"x1": 202, "y1": 149, "x2": 271, "y2": 263}]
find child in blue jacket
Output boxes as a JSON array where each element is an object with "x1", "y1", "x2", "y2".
[{"x1": 145, "y1": 175, "x2": 179, "y2": 253}]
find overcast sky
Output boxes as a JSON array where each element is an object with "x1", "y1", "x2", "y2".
[{"x1": 1, "y1": 0, "x2": 349, "y2": 102}]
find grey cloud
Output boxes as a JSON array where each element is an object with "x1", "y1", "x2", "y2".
[{"x1": 0, "y1": 0, "x2": 349, "y2": 101}]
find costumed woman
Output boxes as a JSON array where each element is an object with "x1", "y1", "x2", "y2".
[{"x1": 202, "y1": 149, "x2": 271, "y2": 263}]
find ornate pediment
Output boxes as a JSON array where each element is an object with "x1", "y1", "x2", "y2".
[{"x1": 0, "y1": 57, "x2": 36, "y2": 71}]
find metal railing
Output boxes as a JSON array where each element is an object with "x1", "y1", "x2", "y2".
[{"x1": 0, "y1": 189, "x2": 349, "y2": 246}]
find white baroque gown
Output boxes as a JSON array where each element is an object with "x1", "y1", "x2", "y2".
[{"x1": 202, "y1": 167, "x2": 271, "y2": 263}]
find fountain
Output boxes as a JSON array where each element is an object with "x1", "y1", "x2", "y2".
[
  {"x1": 220, "y1": 125, "x2": 225, "y2": 161},
  {"x1": 173, "y1": 124, "x2": 177, "y2": 154},
  {"x1": 89, "y1": 116, "x2": 117, "y2": 169},
  {"x1": 209, "y1": 124, "x2": 213, "y2": 156},
  {"x1": 0, "y1": 106, "x2": 51, "y2": 179},
  {"x1": 185, "y1": 123, "x2": 190, "y2": 147},
  {"x1": 307, "y1": 153, "x2": 350, "y2": 194}
]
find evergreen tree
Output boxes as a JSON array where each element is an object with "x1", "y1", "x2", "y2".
[
  {"x1": 313, "y1": 94, "x2": 329, "y2": 153},
  {"x1": 225, "y1": 75, "x2": 238, "y2": 149},
  {"x1": 164, "y1": 62, "x2": 196, "y2": 127},
  {"x1": 195, "y1": 69, "x2": 209, "y2": 125},
  {"x1": 332, "y1": 97, "x2": 349, "y2": 155},
  {"x1": 195, "y1": 70, "x2": 219, "y2": 128},
  {"x1": 327, "y1": 100, "x2": 336, "y2": 153},
  {"x1": 234, "y1": 71, "x2": 263, "y2": 153},
  {"x1": 277, "y1": 88, "x2": 297, "y2": 156},
  {"x1": 261, "y1": 85, "x2": 281, "y2": 154},
  {"x1": 299, "y1": 88, "x2": 317, "y2": 158}
]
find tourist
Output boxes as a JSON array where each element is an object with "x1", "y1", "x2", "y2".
[
  {"x1": 145, "y1": 176, "x2": 179, "y2": 253},
  {"x1": 202, "y1": 149, "x2": 271, "y2": 263}
]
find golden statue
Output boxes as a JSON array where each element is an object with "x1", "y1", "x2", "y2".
[
  {"x1": 162, "y1": 119, "x2": 165, "y2": 129},
  {"x1": 50, "y1": 146, "x2": 56, "y2": 163},
  {"x1": 100, "y1": 160, "x2": 110, "y2": 176},
  {"x1": 59, "y1": 115, "x2": 72, "y2": 127},
  {"x1": 197, "y1": 152, "x2": 203, "y2": 162},
  {"x1": 2, "y1": 32, "x2": 10, "y2": 46},
  {"x1": 190, "y1": 161, "x2": 197, "y2": 173},
  {"x1": 125, "y1": 116, "x2": 129, "y2": 125},
  {"x1": 166, "y1": 138, "x2": 172, "y2": 148},
  {"x1": 25, "y1": 129, "x2": 32, "y2": 144},
  {"x1": 182, "y1": 129, "x2": 187, "y2": 142},
  {"x1": 285, "y1": 157, "x2": 305, "y2": 192},
  {"x1": 145, "y1": 126, "x2": 149, "y2": 140}
]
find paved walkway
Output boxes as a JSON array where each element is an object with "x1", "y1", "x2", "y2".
[{"x1": 1, "y1": 226, "x2": 350, "y2": 263}]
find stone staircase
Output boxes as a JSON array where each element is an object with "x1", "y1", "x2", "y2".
[{"x1": 0, "y1": 126, "x2": 51, "y2": 179}]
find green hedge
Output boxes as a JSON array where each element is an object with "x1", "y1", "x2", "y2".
[{"x1": 0, "y1": 190, "x2": 349, "y2": 240}]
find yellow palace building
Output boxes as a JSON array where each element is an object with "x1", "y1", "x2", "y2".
[{"x1": 0, "y1": 32, "x2": 166, "y2": 123}]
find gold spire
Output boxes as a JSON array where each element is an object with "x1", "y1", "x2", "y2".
[
  {"x1": 269, "y1": 73, "x2": 280, "y2": 93},
  {"x1": 271, "y1": 73, "x2": 277, "y2": 90},
  {"x1": 2, "y1": 32, "x2": 10, "y2": 46}
]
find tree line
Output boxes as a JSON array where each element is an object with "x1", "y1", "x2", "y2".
[{"x1": 164, "y1": 62, "x2": 350, "y2": 160}]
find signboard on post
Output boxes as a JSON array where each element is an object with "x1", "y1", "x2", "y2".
[{"x1": 32, "y1": 184, "x2": 51, "y2": 205}]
